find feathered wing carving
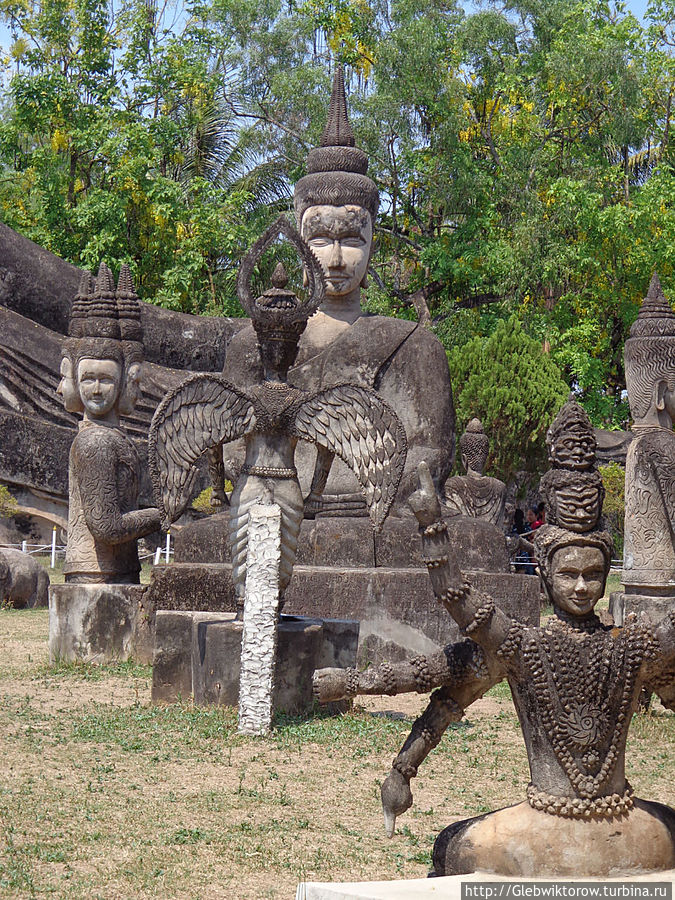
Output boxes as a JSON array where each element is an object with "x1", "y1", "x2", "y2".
[
  {"x1": 294, "y1": 384, "x2": 407, "y2": 531},
  {"x1": 148, "y1": 374, "x2": 256, "y2": 527}
]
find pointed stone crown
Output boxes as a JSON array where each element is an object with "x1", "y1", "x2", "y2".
[
  {"x1": 68, "y1": 262, "x2": 143, "y2": 347},
  {"x1": 116, "y1": 263, "x2": 143, "y2": 344},
  {"x1": 69, "y1": 262, "x2": 120, "y2": 340},
  {"x1": 294, "y1": 65, "x2": 378, "y2": 221},
  {"x1": 546, "y1": 395, "x2": 597, "y2": 471},
  {"x1": 628, "y1": 274, "x2": 675, "y2": 339}
]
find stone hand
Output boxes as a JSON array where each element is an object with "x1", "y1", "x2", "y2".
[
  {"x1": 380, "y1": 768, "x2": 413, "y2": 838},
  {"x1": 408, "y1": 461, "x2": 442, "y2": 528},
  {"x1": 312, "y1": 667, "x2": 348, "y2": 703}
]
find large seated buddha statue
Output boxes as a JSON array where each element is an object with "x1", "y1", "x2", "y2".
[{"x1": 175, "y1": 67, "x2": 458, "y2": 571}]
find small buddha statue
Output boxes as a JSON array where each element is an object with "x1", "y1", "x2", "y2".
[
  {"x1": 59, "y1": 264, "x2": 161, "y2": 583},
  {"x1": 443, "y1": 418, "x2": 506, "y2": 526}
]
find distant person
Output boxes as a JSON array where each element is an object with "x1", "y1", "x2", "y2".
[
  {"x1": 537, "y1": 500, "x2": 546, "y2": 525},
  {"x1": 511, "y1": 508, "x2": 535, "y2": 575}
]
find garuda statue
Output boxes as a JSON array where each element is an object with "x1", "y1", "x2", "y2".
[
  {"x1": 148, "y1": 218, "x2": 407, "y2": 612},
  {"x1": 314, "y1": 398, "x2": 675, "y2": 877},
  {"x1": 59, "y1": 263, "x2": 162, "y2": 583}
]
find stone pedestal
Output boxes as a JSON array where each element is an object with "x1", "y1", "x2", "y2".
[
  {"x1": 147, "y1": 563, "x2": 539, "y2": 665},
  {"x1": 152, "y1": 611, "x2": 359, "y2": 714},
  {"x1": 48, "y1": 583, "x2": 154, "y2": 664}
]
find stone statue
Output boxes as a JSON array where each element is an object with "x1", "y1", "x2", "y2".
[
  {"x1": 623, "y1": 274, "x2": 675, "y2": 592},
  {"x1": 212, "y1": 66, "x2": 454, "y2": 537},
  {"x1": 443, "y1": 418, "x2": 506, "y2": 526},
  {"x1": 148, "y1": 217, "x2": 407, "y2": 613},
  {"x1": 539, "y1": 395, "x2": 605, "y2": 534},
  {"x1": 60, "y1": 264, "x2": 161, "y2": 583},
  {"x1": 314, "y1": 398, "x2": 675, "y2": 877}
]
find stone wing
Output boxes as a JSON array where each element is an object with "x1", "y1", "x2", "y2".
[
  {"x1": 148, "y1": 374, "x2": 255, "y2": 527},
  {"x1": 294, "y1": 384, "x2": 407, "y2": 531}
]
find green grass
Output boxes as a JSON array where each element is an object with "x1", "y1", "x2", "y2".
[{"x1": 0, "y1": 609, "x2": 674, "y2": 898}]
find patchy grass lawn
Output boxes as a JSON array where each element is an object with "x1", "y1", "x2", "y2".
[{"x1": 0, "y1": 609, "x2": 674, "y2": 899}]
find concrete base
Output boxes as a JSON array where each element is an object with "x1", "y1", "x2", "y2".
[
  {"x1": 296, "y1": 871, "x2": 675, "y2": 900},
  {"x1": 152, "y1": 611, "x2": 359, "y2": 714},
  {"x1": 48, "y1": 583, "x2": 154, "y2": 664},
  {"x1": 147, "y1": 564, "x2": 539, "y2": 665}
]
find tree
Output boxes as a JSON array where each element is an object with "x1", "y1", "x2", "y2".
[{"x1": 447, "y1": 316, "x2": 569, "y2": 482}]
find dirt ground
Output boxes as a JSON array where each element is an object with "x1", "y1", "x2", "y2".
[{"x1": 1, "y1": 609, "x2": 674, "y2": 899}]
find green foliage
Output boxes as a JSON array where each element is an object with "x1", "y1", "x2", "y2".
[
  {"x1": 599, "y1": 461, "x2": 626, "y2": 556},
  {"x1": 3, "y1": 0, "x2": 675, "y2": 426},
  {"x1": 0, "y1": 484, "x2": 17, "y2": 518},
  {"x1": 191, "y1": 484, "x2": 233, "y2": 514},
  {"x1": 447, "y1": 316, "x2": 569, "y2": 482}
]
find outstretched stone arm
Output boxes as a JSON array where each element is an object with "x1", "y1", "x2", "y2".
[
  {"x1": 381, "y1": 649, "x2": 504, "y2": 836},
  {"x1": 643, "y1": 610, "x2": 675, "y2": 709},
  {"x1": 74, "y1": 442, "x2": 161, "y2": 543},
  {"x1": 410, "y1": 463, "x2": 513, "y2": 655},
  {"x1": 313, "y1": 638, "x2": 497, "y2": 702}
]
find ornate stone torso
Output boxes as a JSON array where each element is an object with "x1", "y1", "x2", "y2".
[
  {"x1": 501, "y1": 614, "x2": 657, "y2": 810},
  {"x1": 444, "y1": 474, "x2": 507, "y2": 526},
  {"x1": 64, "y1": 422, "x2": 142, "y2": 580},
  {"x1": 623, "y1": 427, "x2": 675, "y2": 589}
]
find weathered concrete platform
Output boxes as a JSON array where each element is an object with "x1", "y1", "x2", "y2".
[
  {"x1": 48, "y1": 583, "x2": 155, "y2": 664},
  {"x1": 152, "y1": 610, "x2": 358, "y2": 714}
]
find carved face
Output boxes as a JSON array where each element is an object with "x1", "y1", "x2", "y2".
[
  {"x1": 301, "y1": 205, "x2": 372, "y2": 299},
  {"x1": 118, "y1": 362, "x2": 143, "y2": 416},
  {"x1": 77, "y1": 357, "x2": 122, "y2": 419},
  {"x1": 57, "y1": 356, "x2": 83, "y2": 413},
  {"x1": 550, "y1": 431, "x2": 596, "y2": 470},
  {"x1": 551, "y1": 484, "x2": 602, "y2": 533},
  {"x1": 549, "y1": 545, "x2": 606, "y2": 617}
]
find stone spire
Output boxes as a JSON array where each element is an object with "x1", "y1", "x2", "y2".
[
  {"x1": 320, "y1": 65, "x2": 355, "y2": 147},
  {"x1": 629, "y1": 273, "x2": 675, "y2": 339}
]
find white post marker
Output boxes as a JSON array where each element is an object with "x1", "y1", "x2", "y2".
[
  {"x1": 238, "y1": 502, "x2": 282, "y2": 736},
  {"x1": 51, "y1": 526, "x2": 57, "y2": 568},
  {"x1": 165, "y1": 530, "x2": 170, "y2": 564},
  {"x1": 21, "y1": 540, "x2": 27, "y2": 553},
  {"x1": 154, "y1": 546, "x2": 162, "y2": 566}
]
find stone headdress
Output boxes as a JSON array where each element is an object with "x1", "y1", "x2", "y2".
[
  {"x1": 539, "y1": 395, "x2": 604, "y2": 531},
  {"x1": 236, "y1": 216, "x2": 325, "y2": 380},
  {"x1": 459, "y1": 418, "x2": 489, "y2": 473},
  {"x1": 535, "y1": 397, "x2": 612, "y2": 577},
  {"x1": 624, "y1": 274, "x2": 675, "y2": 421},
  {"x1": 294, "y1": 66, "x2": 379, "y2": 224}
]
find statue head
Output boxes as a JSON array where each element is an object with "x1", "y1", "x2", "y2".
[
  {"x1": 534, "y1": 525, "x2": 613, "y2": 616},
  {"x1": 62, "y1": 262, "x2": 144, "y2": 423},
  {"x1": 625, "y1": 274, "x2": 675, "y2": 428},
  {"x1": 459, "y1": 418, "x2": 489, "y2": 475},
  {"x1": 294, "y1": 66, "x2": 378, "y2": 305},
  {"x1": 535, "y1": 397, "x2": 612, "y2": 615},
  {"x1": 237, "y1": 218, "x2": 325, "y2": 381}
]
